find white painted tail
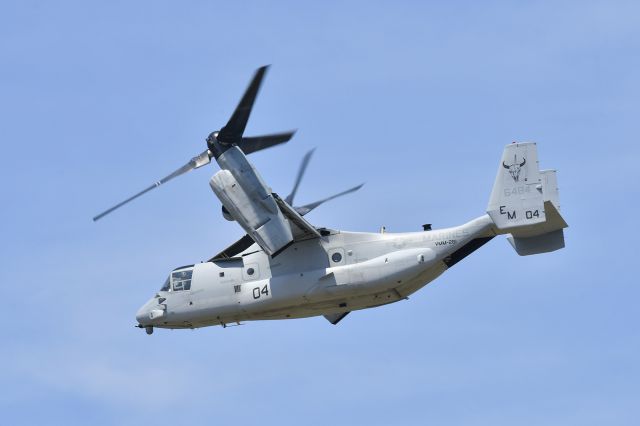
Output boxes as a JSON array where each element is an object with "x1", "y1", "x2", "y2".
[{"x1": 487, "y1": 142, "x2": 568, "y2": 255}]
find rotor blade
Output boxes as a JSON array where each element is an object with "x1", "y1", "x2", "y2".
[
  {"x1": 237, "y1": 130, "x2": 297, "y2": 155},
  {"x1": 295, "y1": 183, "x2": 364, "y2": 216},
  {"x1": 93, "y1": 150, "x2": 211, "y2": 222},
  {"x1": 285, "y1": 148, "x2": 315, "y2": 205},
  {"x1": 217, "y1": 65, "x2": 269, "y2": 145}
]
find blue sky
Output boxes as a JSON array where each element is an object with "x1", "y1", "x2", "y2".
[{"x1": 1, "y1": 1, "x2": 638, "y2": 425}]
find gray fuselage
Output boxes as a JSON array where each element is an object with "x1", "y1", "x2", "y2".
[{"x1": 136, "y1": 215, "x2": 495, "y2": 329}]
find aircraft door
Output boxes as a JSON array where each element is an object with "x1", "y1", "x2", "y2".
[
  {"x1": 163, "y1": 268, "x2": 193, "y2": 317},
  {"x1": 211, "y1": 259, "x2": 244, "y2": 296},
  {"x1": 218, "y1": 266, "x2": 242, "y2": 294}
]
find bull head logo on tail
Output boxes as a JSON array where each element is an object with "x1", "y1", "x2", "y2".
[{"x1": 503, "y1": 155, "x2": 526, "y2": 182}]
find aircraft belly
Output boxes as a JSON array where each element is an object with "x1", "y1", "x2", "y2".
[
  {"x1": 396, "y1": 261, "x2": 448, "y2": 297},
  {"x1": 241, "y1": 288, "x2": 406, "y2": 321}
]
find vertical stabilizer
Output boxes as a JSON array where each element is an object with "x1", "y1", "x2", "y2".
[{"x1": 487, "y1": 142, "x2": 568, "y2": 255}]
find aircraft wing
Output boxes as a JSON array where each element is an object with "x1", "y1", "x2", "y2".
[
  {"x1": 272, "y1": 193, "x2": 321, "y2": 241},
  {"x1": 209, "y1": 196, "x2": 321, "y2": 260},
  {"x1": 208, "y1": 144, "x2": 359, "y2": 258},
  {"x1": 210, "y1": 234, "x2": 256, "y2": 260}
]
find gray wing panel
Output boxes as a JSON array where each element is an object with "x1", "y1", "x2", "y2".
[
  {"x1": 272, "y1": 193, "x2": 322, "y2": 240},
  {"x1": 209, "y1": 234, "x2": 256, "y2": 260}
]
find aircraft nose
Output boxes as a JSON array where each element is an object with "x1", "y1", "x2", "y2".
[
  {"x1": 136, "y1": 298, "x2": 167, "y2": 327},
  {"x1": 136, "y1": 304, "x2": 150, "y2": 326}
]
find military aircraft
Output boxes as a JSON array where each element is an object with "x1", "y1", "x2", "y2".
[{"x1": 94, "y1": 66, "x2": 568, "y2": 335}]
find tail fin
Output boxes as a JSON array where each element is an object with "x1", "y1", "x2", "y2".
[{"x1": 487, "y1": 142, "x2": 568, "y2": 255}]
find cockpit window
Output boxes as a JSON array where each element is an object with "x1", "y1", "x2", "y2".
[
  {"x1": 160, "y1": 276, "x2": 170, "y2": 292},
  {"x1": 172, "y1": 269, "x2": 193, "y2": 291}
]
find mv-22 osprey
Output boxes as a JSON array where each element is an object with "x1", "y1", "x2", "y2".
[{"x1": 94, "y1": 66, "x2": 568, "y2": 335}]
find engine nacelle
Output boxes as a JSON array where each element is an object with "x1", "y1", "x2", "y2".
[{"x1": 210, "y1": 168, "x2": 293, "y2": 256}]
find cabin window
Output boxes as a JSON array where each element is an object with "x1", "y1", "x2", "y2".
[
  {"x1": 242, "y1": 264, "x2": 260, "y2": 281},
  {"x1": 172, "y1": 269, "x2": 193, "y2": 291}
]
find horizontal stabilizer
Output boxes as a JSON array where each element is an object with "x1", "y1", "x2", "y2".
[
  {"x1": 508, "y1": 229, "x2": 565, "y2": 256},
  {"x1": 513, "y1": 200, "x2": 568, "y2": 237}
]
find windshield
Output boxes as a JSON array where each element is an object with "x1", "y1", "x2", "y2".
[
  {"x1": 160, "y1": 276, "x2": 170, "y2": 291},
  {"x1": 171, "y1": 269, "x2": 193, "y2": 291}
]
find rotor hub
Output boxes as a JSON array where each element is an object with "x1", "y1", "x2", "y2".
[{"x1": 206, "y1": 131, "x2": 227, "y2": 158}]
